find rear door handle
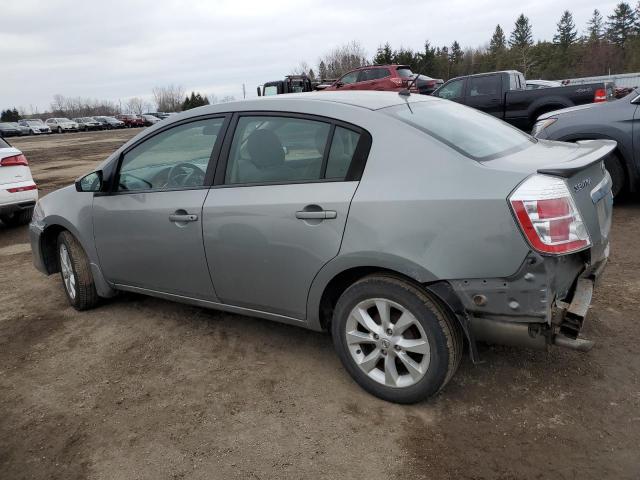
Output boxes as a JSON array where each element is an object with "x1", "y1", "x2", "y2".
[
  {"x1": 169, "y1": 213, "x2": 198, "y2": 222},
  {"x1": 295, "y1": 210, "x2": 337, "y2": 220}
]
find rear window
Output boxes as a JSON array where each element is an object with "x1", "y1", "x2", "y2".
[
  {"x1": 396, "y1": 67, "x2": 414, "y2": 78},
  {"x1": 382, "y1": 101, "x2": 534, "y2": 160}
]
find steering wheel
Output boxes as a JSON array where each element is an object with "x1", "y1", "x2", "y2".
[{"x1": 166, "y1": 162, "x2": 205, "y2": 188}]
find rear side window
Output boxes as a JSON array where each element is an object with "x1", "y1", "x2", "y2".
[
  {"x1": 225, "y1": 116, "x2": 331, "y2": 184},
  {"x1": 325, "y1": 127, "x2": 361, "y2": 179},
  {"x1": 383, "y1": 101, "x2": 534, "y2": 160}
]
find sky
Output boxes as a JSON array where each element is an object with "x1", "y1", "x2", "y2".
[{"x1": 0, "y1": 0, "x2": 622, "y2": 113}]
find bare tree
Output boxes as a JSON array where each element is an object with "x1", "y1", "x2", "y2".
[
  {"x1": 48, "y1": 94, "x2": 119, "y2": 118},
  {"x1": 152, "y1": 84, "x2": 185, "y2": 112},
  {"x1": 208, "y1": 93, "x2": 219, "y2": 105},
  {"x1": 291, "y1": 61, "x2": 311, "y2": 75},
  {"x1": 317, "y1": 41, "x2": 368, "y2": 78},
  {"x1": 219, "y1": 95, "x2": 236, "y2": 103},
  {"x1": 126, "y1": 97, "x2": 150, "y2": 115}
]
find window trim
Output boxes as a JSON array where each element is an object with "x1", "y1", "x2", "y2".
[
  {"x1": 212, "y1": 111, "x2": 372, "y2": 188},
  {"x1": 104, "y1": 113, "x2": 231, "y2": 195}
]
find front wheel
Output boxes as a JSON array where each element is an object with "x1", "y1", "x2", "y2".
[
  {"x1": 57, "y1": 231, "x2": 99, "y2": 310},
  {"x1": 57, "y1": 127, "x2": 62, "y2": 134},
  {"x1": 331, "y1": 275, "x2": 463, "y2": 404}
]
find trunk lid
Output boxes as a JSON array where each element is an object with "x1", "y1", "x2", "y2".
[
  {"x1": 0, "y1": 147, "x2": 32, "y2": 186},
  {"x1": 484, "y1": 139, "x2": 615, "y2": 262}
]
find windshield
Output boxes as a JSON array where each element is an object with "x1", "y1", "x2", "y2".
[{"x1": 382, "y1": 100, "x2": 535, "y2": 160}]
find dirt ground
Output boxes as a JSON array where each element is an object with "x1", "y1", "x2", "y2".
[{"x1": 1, "y1": 130, "x2": 639, "y2": 480}]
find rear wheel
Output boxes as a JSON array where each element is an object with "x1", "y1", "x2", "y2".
[
  {"x1": 57, "y1": 126, "x2": 62, "y2": 134},
  {"x1": 57, "y1": 231, "x2": 99, "y2": 310},
  {"x1": 604, "y1": 152, "x2": 626, "y2": 198},
  {"x1": 331, "y1": 275, "x2": 463, "y2": 404},
  {"x1": 0, "y1": 208, "x2": 33, "y2": 227}
]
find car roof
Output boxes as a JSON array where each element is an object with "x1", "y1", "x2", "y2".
[{"x1": 194, "y1": 91, "x2": 436, "y2": 114}]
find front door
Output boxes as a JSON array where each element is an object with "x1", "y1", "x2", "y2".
[
  {"x1": 203, "y1": 114, "x2": 368, "y2": 319},
  {"x1": 94, "y1": 116, "x2": 227, "y2": 300}
]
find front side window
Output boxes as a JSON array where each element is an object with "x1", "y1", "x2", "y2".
[
  {"x1": 436, "y1": 79, "x2": 464, "y2": 100},
  {"x1": 467, "y1": 76, "x2": 499, "y2": 97},
  {"x1": 225, "y1": 116, "x2": 331, "y2": 185},
  {"x1": 396, "y1": 67, "x2": 414, "y2": 78},
  {"x1": 340, "y1": 71, "x2": 359, "y2": 85},
  {"x1": 117, "y1": 118, "x2": 223, "y2": 192},
  {"x1": 382, "y1": 101, "x2": 534, "y2": 160}
]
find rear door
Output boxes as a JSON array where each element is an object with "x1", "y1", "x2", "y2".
[
  {"x1": 464, "y1": 74, "x2": 503, "y2": 117},
  {"x1": 202, "y1": 113, "x2": 370, "y2": 319}
]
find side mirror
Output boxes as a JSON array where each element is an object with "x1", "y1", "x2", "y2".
[
  {"x1": 75, "y1": 170, "x2": 103, "y2": 192},
  {"x1": 335, "y1": 82, "x2": 344, "y2": 88}
]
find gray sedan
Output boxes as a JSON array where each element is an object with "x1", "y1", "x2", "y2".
[
  {"x1": 30, "y1": 92, "x2": 613, "y2": 403},
  {"x1": 533, "y1": 89, "x2": 639, "y2": 197}
]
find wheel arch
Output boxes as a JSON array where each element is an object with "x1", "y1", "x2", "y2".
[{"x1": 557, "y1": 132, "x2": 634, "y2": 192}]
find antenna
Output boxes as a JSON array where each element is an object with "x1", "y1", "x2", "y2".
[{"x1": 399, "y1": 73, "x2": 420, "y2": 96}]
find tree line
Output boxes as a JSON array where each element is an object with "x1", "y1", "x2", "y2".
[{"x1": 297, "y1": 2, "x2": 640, "y2": 82}]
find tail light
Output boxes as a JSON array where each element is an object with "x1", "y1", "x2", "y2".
[
  {"x1": 593, "y1": 88, "x2": 607, "y2": 102},
  {"x1": 7, "y1": 184, "x2": 37, "y2": 193},
  {"x1": 509, "y1": 175, "x2": 590, "y2": 255},
  {"x1": 390, "y1": 77, "x2": 409, "y2": 87},
  {"x1": 0, "y1": 154, "x2": 29, "y2": 167}
]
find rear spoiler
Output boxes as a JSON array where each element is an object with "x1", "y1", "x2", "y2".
[{"x1": 537, "y1": 140, "x2": 617, "y2": 178}]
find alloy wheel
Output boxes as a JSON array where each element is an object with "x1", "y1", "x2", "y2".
[
  {"x1": 59, "y1": 244, "x2": 76, "y2": 300},
  {"x1": 345, "y1": 298, "x2": 431, "y2": 388}
]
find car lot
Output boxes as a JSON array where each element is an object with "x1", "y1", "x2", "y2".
[{"x1": 1, "y1": 130, "x2": 639, "y2": 479}]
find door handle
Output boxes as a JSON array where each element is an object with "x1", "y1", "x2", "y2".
[
  {"x1": 169, "y1": 213, "x2": 198, "y2": 222},
  {"x1": 295, "y1": 210, "x2": 337, "y2": 220}
]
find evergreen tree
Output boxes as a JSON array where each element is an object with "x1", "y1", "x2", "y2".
[
  {"x1": 0, "y1": 108, "x2": 20, "y2": 122},
  {"x1": 418, "y1": 41, "x2": 437, "y2": 74},
  {"x1": 308, "y1": 68, "x2": 316, "y2": 80},
  {"x1": 554, "y1": 10, "x2": 578, "y2": 48},
  {"x1": 636, "y1": 1, "x2": 640, "y2": 32},
  {"x1": 586, "y1": 9, "x2": 605, "y2": 41},
  {"x1": 181, "y1": 92, "x2": 209, "y2": 111},
  {"x1": 509, "y1": 14, "x2": 534, "y2": 49},
  {"x1": 607, "y1": 2, "x2": 636, "y2": 47},
  {"x1": 489, "y1": 25, "x2": 506, "y2": 54},
  {"x1": 373, "y1": 43, "x2": 393, "y2": 64},
  {"x1": 318, "y1": 61, "x2": 327, "y2": 80}
]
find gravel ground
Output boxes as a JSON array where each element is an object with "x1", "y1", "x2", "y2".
[{"x1": 1, "y1": 130, "x2": 639, "y2": 480}]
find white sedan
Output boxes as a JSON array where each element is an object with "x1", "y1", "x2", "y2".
[{"x1": 0, "y1": 138, "x2": 38, "y2": 226}]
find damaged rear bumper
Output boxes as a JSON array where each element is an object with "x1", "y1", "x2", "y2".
[{"x1": 448, "y1": 248, "x2": 607, "y2": 354}]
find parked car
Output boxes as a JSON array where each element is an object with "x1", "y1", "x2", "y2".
[
  {"x1": 532, "y1": 88, "x2": 640, "y2": 198},
  {"x1": 73, "y1": 117, "x2": 103, "y2": 131},
  {"x1": 323, "y1": 65, "x2": 443, "y2": 95},
  {"x1": 116, "y1": 114, "x2": 145, "y2": 128},
  {"x1": 18, "y1": 119, "x2": 52, "y2": 135},
  {"x1": 6, "y1": 122, "x2": 30, "y2": 136},
  {"x1": 93, "y1": 116, "x2": 125, "y2": 129},
  {"x1": 0, "y1": 123, "x2": 21, "y2": 137},
  {"x1": 45, "y1": 118, "x2": 79, "y2": 133},
  {"x1": 140, "y1": 114, "x2": 160, "y2": 126},
  {"x1": 0, "y1": 137, "x2": 37, "y2": 226},
  {"x1": 526, "y1": 80, "x2": 563, "y2": 90},
  {"x1": 432, "y1": 70, "x2": 613, "y2": 131},
  {"x1": 30, "y1": 91, "x2": 613, "y2": 403},
  {"x1": 148, "y1": 112, "x2": 170, "y2": 119}
]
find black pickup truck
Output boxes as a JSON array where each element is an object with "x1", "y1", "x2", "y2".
[{"x1": 432, "y1": 70, "x2": 613, "y2": 131}]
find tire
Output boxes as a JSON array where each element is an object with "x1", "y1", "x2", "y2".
[
  {"x1": 604, "y1": 152, "x2": 626, "y2": 198},
  {"x1": 57, "y1": 127, "x2": 62, "y2": 134},
  {"x1": 0, "y1": 208, "x2": 33, "y2": 227},
  {"x1": 57, "y1": 231, "x2": 99, "y2": 310},
  {"x1": 331, "y1": 275, "x2": 463, "y2": 404}
]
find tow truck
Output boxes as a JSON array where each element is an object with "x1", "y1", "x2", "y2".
[{"x1": 256, "y1": 75, "x2": 335, "y2": 96}]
